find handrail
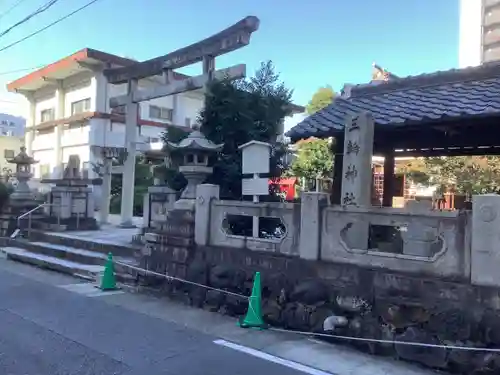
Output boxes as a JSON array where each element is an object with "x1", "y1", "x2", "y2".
[{"x1": 17, "y1": 203, "x2": 48, "y2": 226}]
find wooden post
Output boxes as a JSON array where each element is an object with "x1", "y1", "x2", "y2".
[{"x1": 382, "y1": 149, "x2": 395, "y2": 207}]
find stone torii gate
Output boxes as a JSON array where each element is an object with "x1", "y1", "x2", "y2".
[{"x1": 103, "y1": 16, "x2": 260, "y2": 227}]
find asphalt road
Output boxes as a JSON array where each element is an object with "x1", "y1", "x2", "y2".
[{"x1": 0, "y1": 267, "x2": 315, "y2": 375}]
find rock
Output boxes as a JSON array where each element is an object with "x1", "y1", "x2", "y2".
[
  {"x1": 263, "y1": 299, "x2": 282, "y2": 326},
  {"x1": 323, "y1": 315, "x2": 348, "y2": 333},
  {"x1": 335, "y1": 295, "x2": 371, "y2": 314},
  {"x1": 290, "y1": 280, "x2": 328, "y2": 305},
  {"x1": 427, "y1": 308, "x2": 472, "y2": 342},
  {"x1": 282, "y1": 302, "x2": 311, "y2": 331},
  {"x1": 382, "y1": 304, "x2": 430, "y2": 330},
  {"x1": 209, "y1": 265, "x2": 246, "y2": 293},
  {"x1": 186, "y1": 262, "x2": 210, "y2": 307},
  {"x1": 395, "y1": 327, "x2": 448, "y2": 369},
  {"x1": 262, "y1": 272, "x2": 294, "y2": 302},
  {"x1": 480, "y1": 310, "x2": 500, "y2": 346},
  {"x1": 346, "y1": 313, "x2": 393, "y2": 355},
  {"x1": 224, "y1": 294, "x2": 248, "y2": 316},
  {"x1": 204, "y1": 290, "x2": 225, "y2": 312},
  {"x1": 446, "y1": 340, "x2": 484, "y2": 374},
  {"x1": 473, "y1": 353, "x2": 500, "y2": 374}
]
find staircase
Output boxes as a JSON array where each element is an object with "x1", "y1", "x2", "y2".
[{"x1": 2, "y1": 229, "x2": 140, "y2": 282}]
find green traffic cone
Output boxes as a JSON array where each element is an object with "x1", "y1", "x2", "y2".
[
  {"x1": 100, "y1": 253, "x2": 117, "y2": 291},
  {"x1": 238, "y1": 272, "x2": 267, "y2": 329}
]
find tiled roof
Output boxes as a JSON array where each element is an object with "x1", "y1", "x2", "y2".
[{"x1": 287, "y1": 62, "x2": 500, "y2": 140}]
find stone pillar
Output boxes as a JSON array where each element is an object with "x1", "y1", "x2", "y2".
[
  {"x1": 120, "y1": 79, "x2": 138, "y2": 227},
  {"x1": 195, "y1": 184, "x2": 220, "y2": 246},
  {"x1": 99, "y1": 158, "x2": 112, "y2": 224},
  {"x1": 173, "y1": 94, "x2": 185, "y2": 126},
  {"x1": 471, "y1": 194, "x2": 500, "y2": 287},
  {"x1": 54, "y1": 83, "x2": 65, "y2": 178},
  {"x1": 299, "y1": 192, "x2": 329, "y2": 260},
  {"x1": 25, "y1": 96, "x2": 36, "y2": 156},
  {"x1": 341, "y1": 112, "x2": 374, "y2": 250},
  {"x1": 91, "y1": 71, "x2": 107, "y2": 112},
  {"x1": 382, "y1": 150, "x2": 395, "y2": 207},
  {"x1": 341, "y1": 112, "x2": 374, "y2": 207},
  {"x1": 331, "y1": 134, "x2": 344, "y2": 205}
]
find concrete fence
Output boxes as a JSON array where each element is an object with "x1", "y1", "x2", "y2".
[{"x1": 190, "y1": 185, "x2": 500, "y2": 287}]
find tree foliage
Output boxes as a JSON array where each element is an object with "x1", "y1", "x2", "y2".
[
  {"x1": 306, "y1": 86, "x2": 335, "y2": 115},
  {"x1": 399, "y1": 156, "x2": 500, "y2": 195},
  {"x1": 289, "y1": 138, "x2": 333, "y2": 181},
  {"x1": 198, "y1": 60, "x2": 293, "y2": 199}
]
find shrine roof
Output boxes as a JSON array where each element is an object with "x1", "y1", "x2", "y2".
[{"x1": 287, "y1": 61, "x2": 500, "y2": 140}]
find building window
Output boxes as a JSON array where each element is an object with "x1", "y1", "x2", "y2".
[
  {"x1": 185, "y1": 118, "x2": 191, "y2": 127},
  {"x1": 71, "y1": 98, "x2": 91, "y2": 115},
  {"x1": 40, "y1": 164, "x2": 50, "y2": 179},
  {"x1": 3, "y1": 149, "x2": 14, "y2": 159},
  {"x1": 40, "y1": 108, "x2": 55, "y2": 123},
  {"x1": 111, "y1": 105, "x2": 126, "y2": 115},
  {"x1": 8, "y1": 121, "x2": 14, "y2": 127},
  {"x1": 149, "y1": 105, "x2": 173, "y2": 121}
]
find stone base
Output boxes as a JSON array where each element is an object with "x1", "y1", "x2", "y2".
[
  {"x1": 118, "y1": 222, "x2": 137, "y2": 229},
  {"x1": 141, "y1": 208, "x2": 195, "y2": 279},
  {"x1": 43, "y1": 215, "x2": 99, "y2": 231}
]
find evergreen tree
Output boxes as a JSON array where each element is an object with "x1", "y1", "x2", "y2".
[{"x1": 198, "y1": 61, "x2": 293, "y2": 199}]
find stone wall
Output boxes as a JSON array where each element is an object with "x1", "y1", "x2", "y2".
[
  {"x1": 133, "y1": 243, "x2": 500, "y2": 374},
  {"x1": 133, "y1": 185, "x2": 500, "y2": 373}
]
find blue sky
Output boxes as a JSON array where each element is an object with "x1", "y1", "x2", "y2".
[{"x1": 0, "y1": 0, "x2": 460, "y2": 121}]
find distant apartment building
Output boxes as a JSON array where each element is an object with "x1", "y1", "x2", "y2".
[
  {"x1": 0, "y1": 113, "x2": 25, "y2": 137},
  {"x1": 6, "y1": 48, "x2": 206, "y2": 180},
  {"x1": 0, "y1": 135, "x2": 22, "y2": 175},
  {"x1": 459, "y1": 0, "x2": 500, "y2": 67}
]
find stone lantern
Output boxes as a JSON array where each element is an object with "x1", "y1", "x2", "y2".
[
  {"x1": 166, "y1": 126, "x2": 223, "y2": 209},
  {"x1": 7, "y1": 146, "x2": 38, "y2": 202}
]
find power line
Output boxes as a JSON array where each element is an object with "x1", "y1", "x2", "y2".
[
  {"x1": 0, "y1": 0, "x2": 60, "y2": 39},
  {"x1": 0, "y1": 65, "x2": 43, "y2": 75},
  {"x1": 0, "y1": 0, "x2": 31, "y2": 21},
  {"x1": 0, "y1": 0, "x2": 103, "y2": 53}
]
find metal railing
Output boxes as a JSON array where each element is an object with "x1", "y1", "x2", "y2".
[
  {"x1": 13, "y1": 203, "x2": 51, "y2": 239},
  {"x1": 11, "y1": 202, "x2": 84, "y2": 239}
]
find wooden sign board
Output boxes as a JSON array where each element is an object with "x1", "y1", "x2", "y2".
[{"x1": 238, "y1": 140, "x2": 271, "y2": 175}]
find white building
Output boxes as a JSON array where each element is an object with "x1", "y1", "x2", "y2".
[
  {"x1": 459, "y1": 0, "x2": 500, "y2": 68},
  {"x1": 6, "y1": 48, "x2": 205, "y2": 180},
  {"x1": 0, "y1": 113, "x2": 25, "y2": 137}
]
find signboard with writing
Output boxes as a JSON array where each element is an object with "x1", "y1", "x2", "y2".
[{"x1": 341, "y1": 112, "x2": 374, "y2": 207}]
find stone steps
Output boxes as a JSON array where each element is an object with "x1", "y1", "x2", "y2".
[
  {"x1": 14, "y1": 240, "x2": 135, "y2": 266},
  {"x1": 1, "y1": 246, "x2": 104, "y2": 280},
  {"x1": 24, "y1": 229, "x2": 141, "y2": 258},
  {"x1": 2, "y1": 236, "x2": 139, "y2": 283}
]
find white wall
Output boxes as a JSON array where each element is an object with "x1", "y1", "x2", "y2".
[
  {"x1": 32, "y1": 129, "x2": 54, "y2": 151},
  {"x1": 64, "y1": 79, "x2": 92, "y2": 116},
  {"x1": 459, "y1": 0, "x2": 483, "y2": 68},
  {"x1": 62, "y1": 123, "x2": 90, "y2": 148},
  {"x1": 32, "y1": 149, "x2": 53, "y2": 178},
  {"x1": 34, "y1": 93, "x2": 56, "y2": 124}
]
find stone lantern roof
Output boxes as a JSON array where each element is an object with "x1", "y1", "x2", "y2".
[
  {"x1": 7, "y1": 146, "x2": 37, "y2": 166},
  {"x1": 166, "y1": 126, "x2": 223, "y2": 153}
]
